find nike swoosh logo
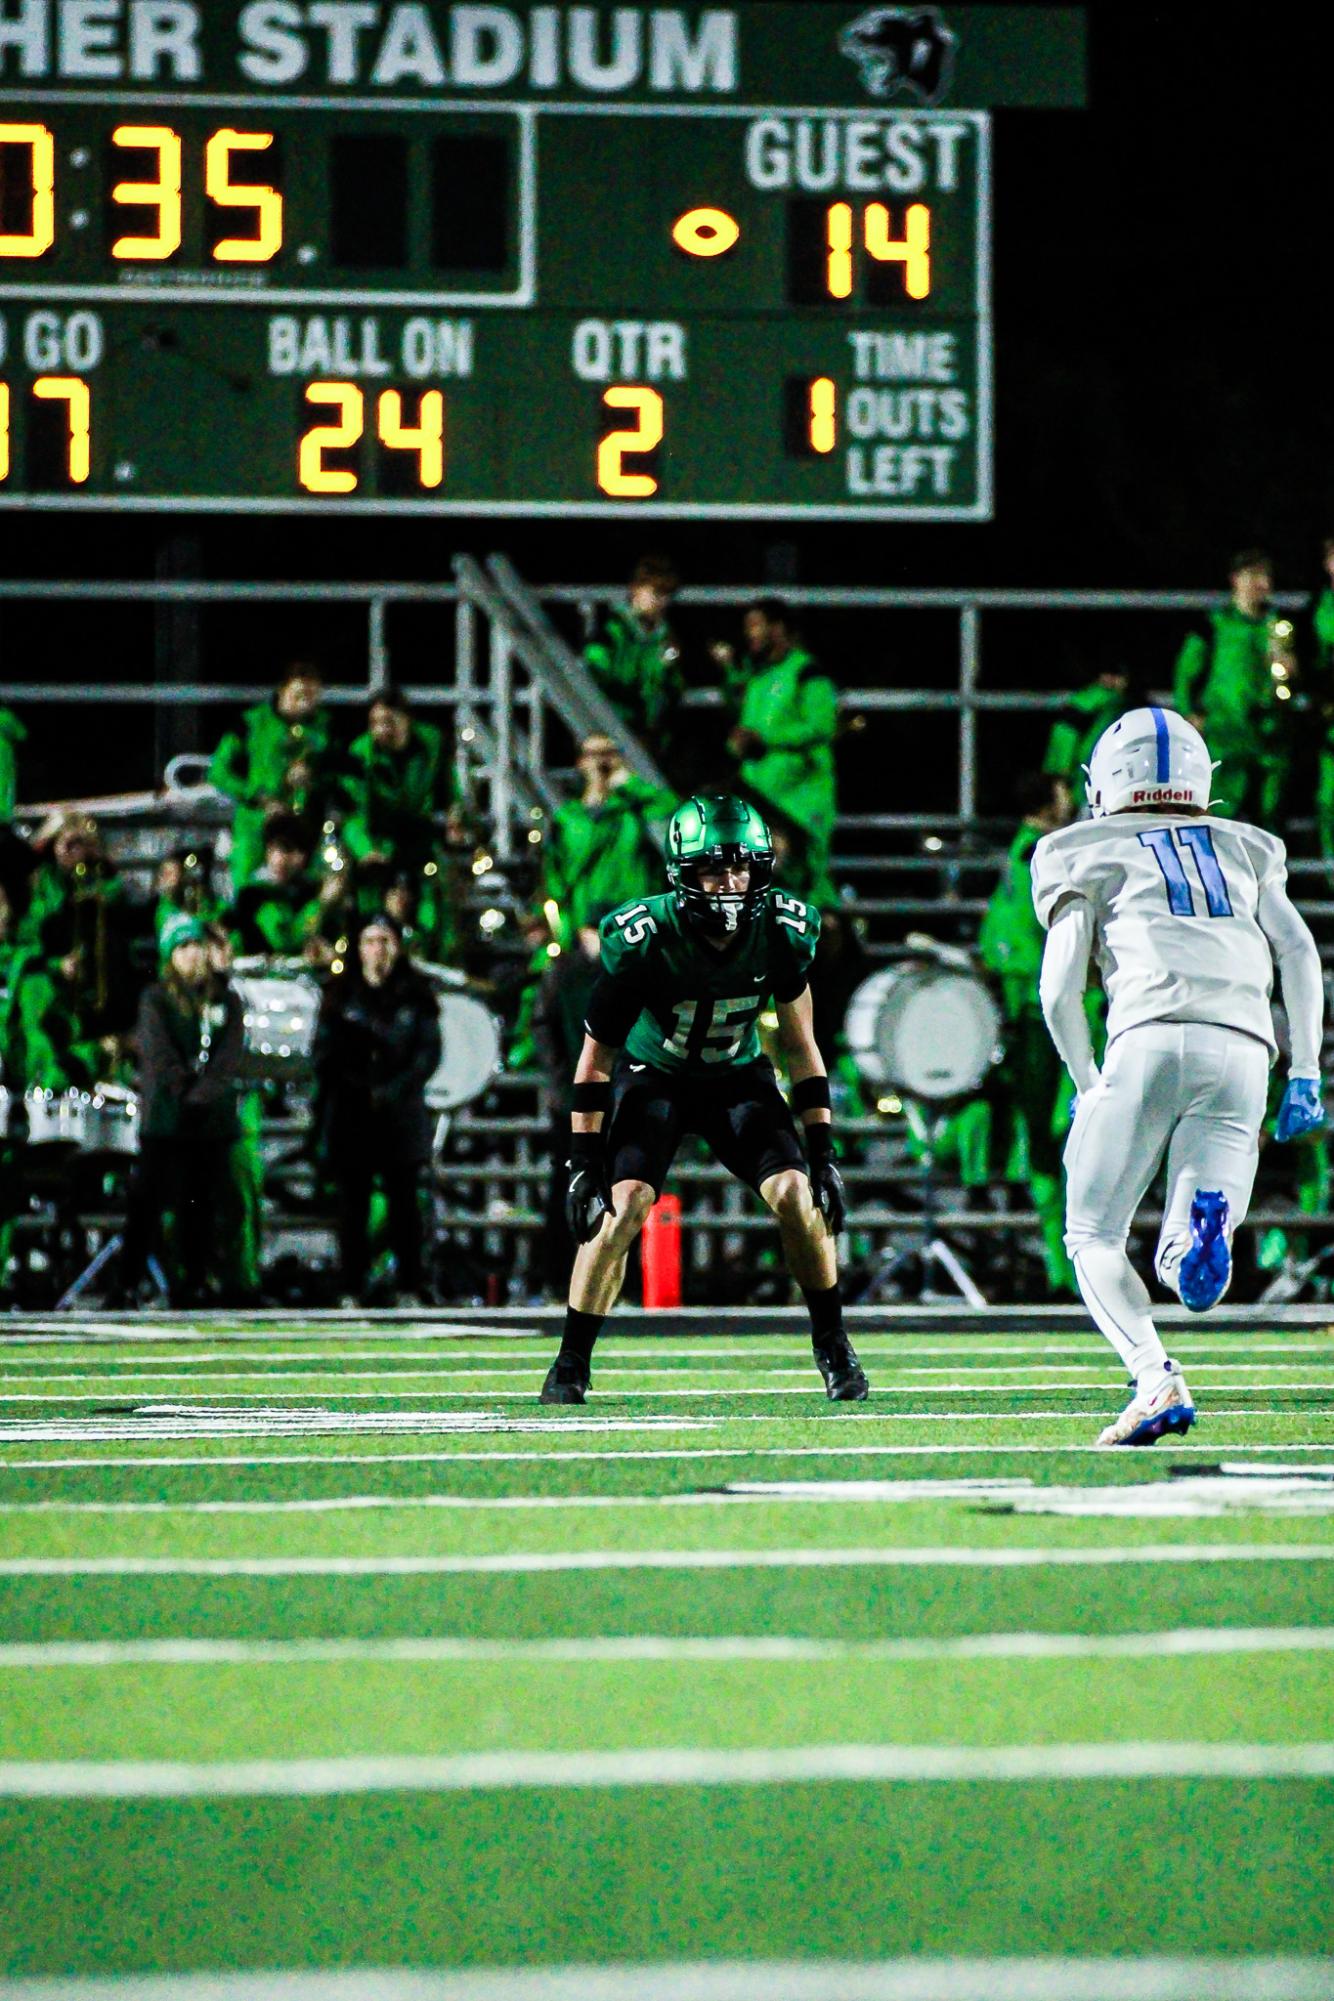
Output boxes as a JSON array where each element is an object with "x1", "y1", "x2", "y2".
[{"x1": 629, "y1": 1062, "x2": 646, "y2": 1072}]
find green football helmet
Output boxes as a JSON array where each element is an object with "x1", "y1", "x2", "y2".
[{"x1": 666, "y1": 794, "x2": 774, "y2": 934}]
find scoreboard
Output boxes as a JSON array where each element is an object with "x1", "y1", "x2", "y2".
[{"x1": 0, "y1": 4, "x2": 1084, "y2": 518}]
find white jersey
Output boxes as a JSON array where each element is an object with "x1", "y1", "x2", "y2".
[{"x1": 1031, "y1": 813, "x2": 1286, "y2": 1056}]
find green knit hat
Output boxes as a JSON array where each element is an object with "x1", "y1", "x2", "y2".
[{"x1": 160, "y1": 912, "x2": 207, "y2": 961}]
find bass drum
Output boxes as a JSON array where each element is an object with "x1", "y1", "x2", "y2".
[
  {"x1": 231, "y1": 970, "x2": 321, "y2": 1083},
  {"x1": 846, "y1": 963, "x2": 1002, "y2": 1102},
  {"x1": 427, "y1": 991, "x2": 502, "y2": 1112}
]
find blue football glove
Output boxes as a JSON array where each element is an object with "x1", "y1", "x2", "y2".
[{"x1": 1276, "y1": 1077, "x2": 1325, "y2": 1144}]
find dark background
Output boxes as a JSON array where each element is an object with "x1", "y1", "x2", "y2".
[{"x1": 2, "y1": 2, "x2": 1331, "y2": 802}]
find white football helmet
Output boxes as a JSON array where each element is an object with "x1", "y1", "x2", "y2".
[{"x1": 1085, "y1": 707, "x2": 1214, "y2": 817}]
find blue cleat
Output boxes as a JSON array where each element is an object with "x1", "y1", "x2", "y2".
[
  {"x1": 1097, "y1": 1359, "x2": 1196, "y2": 1446},
  {"x1": 1178, "y1": 1189, "x2": 1231, "y2": 1312}
]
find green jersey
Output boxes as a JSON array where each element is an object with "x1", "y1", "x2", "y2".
[{"x1": 596, "y1": 889, "x2": 818, "y2": 1076}]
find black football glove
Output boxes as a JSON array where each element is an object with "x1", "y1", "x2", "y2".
[
  {"x1": 804, "y1": 1123, "x2": 846, "y2": 1236},
  {"x1": 565, "y1": 1132, "x2": 615, "y2": 1244}
]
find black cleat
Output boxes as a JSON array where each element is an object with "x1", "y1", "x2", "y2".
[
  {"x1": 814, "y1": 1338, "x2": 869, "y2": 1402},
  {"x1": 540, "y1": 1356, "x2": 591, "y2": 1405}
]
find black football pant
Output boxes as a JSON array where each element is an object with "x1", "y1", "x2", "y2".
[{"x1": 335, "y1": 1152, "x2": 425, "y2": 1296}]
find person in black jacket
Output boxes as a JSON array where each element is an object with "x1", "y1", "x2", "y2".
[
  {"x1": 314, "y1": 914, "x2": 442, "y2": 1305},
  {"x1": 116, "y1": 913, "x2": 246, "y2": 1307}
]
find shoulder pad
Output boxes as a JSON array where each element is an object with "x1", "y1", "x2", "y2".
[
  {"x1": 768, "y1": 891, "x2": 820, "y2": 975},
  {"x1": 1029, "y1": 830, "x2": 1080, "y2": 929},
  {"x1": 599, "y1": 895, "x2": 666, "y2": 974}
]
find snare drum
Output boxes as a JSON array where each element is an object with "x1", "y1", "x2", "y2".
[
  {"x1": 22, "y1": 1085, "x2": 141, "y2": 1153},
  {"x1": 24, "y1": 1088, "x2": 89, "y2": 1148},
  {"x1": 85, "y1": 1083, "x2": 140, "y2": 1156},
  {"x1": 426, "y1": 991, "x2": 502, "y2": 1111},
  {"x1": 846, "y1": 964, "x2": 1002, "y2": 1102},
  {"x1": 231, "y1": 971, "x2": 321, "y2": 1083}
]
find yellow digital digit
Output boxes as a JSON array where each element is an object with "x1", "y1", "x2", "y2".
[
  {"x1": 809, "y1": 377, "x2": 837, "y2": 454},
  {"x1": 299, "y1": 381, "x2": 363, "y2": 493},
  {"x1": 826, "y1": 202, "x2": 854, "y2": 300},
  {"x1": 865, "y1": 202, "x2": 931, "y2": 300},
  {"x1": 671, "y1": 207, "x2": 740, "y2": 258},
  {"x1": 205, "y1": 128, "x2": 282, "y2": 263},
  {"x1": 596, "y1": 386, "x2": 664, "y2": 498},
  {"x1": 110, "y1": 125, "x2": 182, "y2": 260},
  {"x1": 0, "y1": 383, "x2": 9, "y2": 481},
  {"x1": 33, "y1": 375, "x2": 90, "y2": 483},
  {"x1": 377, "y1": 390, "x2": 444, "y2": 488},
  {"x1": 0, "y1": 123, "x2": 55, "y2": 258}
]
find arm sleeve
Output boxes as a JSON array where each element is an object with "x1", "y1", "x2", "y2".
[
  {"x1": 1257, "y1": 874, "x2": 1325, "y2": 1077},
  {"x1": 583, "y1": 970, "x2": 646, "y2": 1048},
  {"x1": 208, "y1": 730, "x2": 256, "y2": 805},
  {"x1": 1038, "y1": 899, "x2": 1100, "y2": 1093},
  {"x1": 758, "y1": 675, "x2": 840, "y2": 751},
  {"x1": 1173, "y1": 630, "x2": 1208, "y2": 715},
  {"x1": 137, "y1": 989, "x2": 193, "y2": 1097}
]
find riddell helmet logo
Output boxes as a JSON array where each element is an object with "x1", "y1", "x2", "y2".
[
  {"x1": 838, "y1": 7, "x2": 958, "y2": 103},
  {"x1": 1131, "y1": 787, "x2": 1195, "y2": 804}
]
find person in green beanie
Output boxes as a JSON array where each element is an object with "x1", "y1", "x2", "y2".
[
  {"x1": 210, "y1": 663, "x2": 339, "y2": 892},
  {"x1": 339, "y1": 685, "x2": 455, "y2": 870},
  {"x1": 584, "y1": 554, "x2": 685, "y2": 747},
  {"x1": 977, "y1": 771, "x2": 1080, "y2": 1295},
  {"x1": 711, "y1": 598, "x2": 839, "y2": 906},
  {"x1": 227, "y1": 816, "x2": 328, "y2": 961},
  {"x1": 1173, "y1": 549, "x2": 1295, "y2": 825},
  {"x1": 542, "y1": 735, "x2": 673, "y2": 945},
  {"x1": 116, "y1": 914, "x2": 246, "y2": 1307}
]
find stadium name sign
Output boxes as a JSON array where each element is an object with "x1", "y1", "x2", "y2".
[{"x1": 0, "y1": 4, "x2": 738, "y2": 94}]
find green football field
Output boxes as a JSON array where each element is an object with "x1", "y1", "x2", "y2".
[{"x1": 0, "y1": 1309, "x2": 1332, "y2": 2000}]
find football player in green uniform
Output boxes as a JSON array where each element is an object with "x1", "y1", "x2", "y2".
[{"x1": 540, "y1": 795, "x2": 868, "y2": 1405}]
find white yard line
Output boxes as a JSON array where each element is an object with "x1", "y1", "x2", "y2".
[
  {"x1": 2, "y1": 1545, "x2": 1329, "y2": 1579},
  {"x1": 5, "y1": 1955, "x2": 1334, "y2": 2001},
  {"x1": 0, "y1": 1412, "x2": 1322, "y2": 1444},
  {"x1": 4, "y1": 1443, "x2": 1334, "y2": 1471},
  {"x1": 0, "y1": 1626, "x2": 1329, "y2": 1673},
  {"x1": 6, "y1": 1956, "x2": 1334, "y2": 2001},
  {"x1": 4, "y1": 1363, "x2": 1330, "y2": 1383},
  {"x1": 8, "y1": 1384, "x2": 1334, "y2": 1402},
  {"x1": 1, "y1": 1741, "x2": 1331, "y2": 1799}
]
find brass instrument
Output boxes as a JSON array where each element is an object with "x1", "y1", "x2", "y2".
[{"x1": 1268, "y1": 615, "x2": 1298, "y2": 704}]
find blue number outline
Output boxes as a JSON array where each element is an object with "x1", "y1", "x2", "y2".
[{"x1": 1137, "y1": 826, "x2": 1234, "y2": 919}]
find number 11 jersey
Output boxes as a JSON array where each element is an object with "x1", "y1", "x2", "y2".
[
  {"x1": 593, "y1": 891, "x2": 819, "y2": 1074},
  {"x1": 1030, "y1": 813, "x2": 1286, "y2": 1056}
]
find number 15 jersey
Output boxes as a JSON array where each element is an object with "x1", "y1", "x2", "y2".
[
  {"x1": 1030, "y1": 813, "x2": 1286, "y2": 1056},
  {"x1": 587, "y1": 891, "x2": 819, "y2": 1074}
]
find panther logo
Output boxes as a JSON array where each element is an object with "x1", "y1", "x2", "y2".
[{"x1": 839, "y1": 6, "x2": 958, "y2": 104}]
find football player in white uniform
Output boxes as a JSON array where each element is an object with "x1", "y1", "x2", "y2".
[{"x1": 1031, "y1": 708, "x2": 1326, "y2": 1445}]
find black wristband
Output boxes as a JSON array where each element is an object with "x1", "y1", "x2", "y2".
[
  {"x1": 791, "y1": 1074, "x2": 832, "y2": 1115},
  {"x1": 569, "y1": 1130, "x2": 604, "y2": 1162},
  {"x1": 804, "y1": 1122, "x2": 835, "y2": 1162},
  {"x1": 572, "y1": 1079, "x2": 612, "y2": 1115}
]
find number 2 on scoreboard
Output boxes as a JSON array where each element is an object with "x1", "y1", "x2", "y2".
[{"x1": 597, "y1": 386, "x2": 663, "y2": 498}]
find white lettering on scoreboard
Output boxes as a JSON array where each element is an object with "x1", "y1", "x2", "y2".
[
  {"x1": 842, "y1": 326, "x2": 970, "y2": 499},
  {"x1": 0, "y1": 5, "x2": 739, "y2": 93},
  {"x1": 267, "y1": 315, "x2": 474, "y2": 377}
]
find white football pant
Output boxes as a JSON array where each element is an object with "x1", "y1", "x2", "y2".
[{"x1": 1062, "y1": 1022, "x2": 1270, "y2": 1381}]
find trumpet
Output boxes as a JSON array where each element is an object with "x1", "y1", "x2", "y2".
[{"x1": 1268, "y1": 615, "x2": 1298, "y2": 703}]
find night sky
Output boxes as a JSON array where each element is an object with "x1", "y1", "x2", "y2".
[{"x1": 2, "y1": 1, "x2": 1332, "y2": 804}]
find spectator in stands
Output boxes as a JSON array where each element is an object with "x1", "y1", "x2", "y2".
[
  {"x1": 154, "y1": 845, "x2": 222, "y2": 945},
  {"x1": 116, "y1": 914, "x2": 246, "y2": 1308},
  {"x1": 1173, "y1": 548, "x2": 1294, "y2": 824},
  {"x1": 0, "y1": 707, "x2": 24, "y2": 823},
  {"x1": 584, "y1": 554, "x2": 684, "y2": 748},
  {"x1": 542, "y1": 734, "x2": 672, "y2": 945},
  {"x1": 1305, "y1": 535, "x2": 1334, "y2": 860},
  {"x1": 532, "y1": 919, "x2": 604, "y2": 1292},
  {"x1": 710, "y1": 598, "x2": 839, "y2": 904},
  {"x1": 314, "y1": 914, "x2": 441, "y2": 1306},
  {"x1": 205, "y1": 922, "x2": 263, "y2": 1307},
  {"x1": 228, "y1": 815, "x2": 327, "y2": 960},
  {"x1": 976, "y1": 771, "x2": 1081, "y2": 1296},
  {"x1": 20, "y1": 815, "x2": 136, "y2": 1035},
  {"x1": 1043, "y1": 669, "x2": 1139, "y2": 794},
  {"x1": 210, "y1": 661, "x2": 338, "y2": 891},
  {"x1": 340, "y1": 685, "x2": 454, "y2": 871}
]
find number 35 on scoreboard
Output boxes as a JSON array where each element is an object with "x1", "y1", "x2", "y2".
[{"x1": 297, "y1": 382, "x2": 665, "y2": 498}]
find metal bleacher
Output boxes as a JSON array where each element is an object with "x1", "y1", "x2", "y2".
[{"x1": 2, "y1": 565, "x2": 1329, "y2": 1304}]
